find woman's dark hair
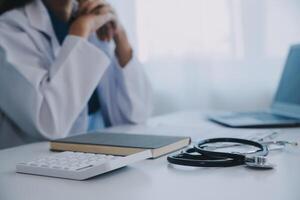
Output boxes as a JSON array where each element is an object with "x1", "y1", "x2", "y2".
[{"x1": 0, "y1": 0, "x2": 34, "y2": 15}]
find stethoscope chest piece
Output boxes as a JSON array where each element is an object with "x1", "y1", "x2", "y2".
[{"x1": 245, "y1": 156, "x2": 275, "y2": 169}]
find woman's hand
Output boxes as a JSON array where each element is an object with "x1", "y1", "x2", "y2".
[
  {"x1": 69, "y1": 0, "x2": 115, "y2": 39},
  {"x1": 73, "y1": 0, "x2": 133, "y2": 67}
]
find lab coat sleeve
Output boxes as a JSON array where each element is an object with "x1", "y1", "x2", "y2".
[
  {"x1": 111, "y1": 55, "x2": 153, "y2": 125},
  {"x1": 89, "y1": 33, "x2": 153, "y2": 126},
  {"x1": 97, "y1": 48, "x2": 153, "y2": 126},
  {"x1": 0, "y1": 25, "x2": 110, "y2": 140}
]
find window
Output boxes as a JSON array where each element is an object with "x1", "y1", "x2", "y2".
[
  {"x1": 136, "y1": 0, "x2": 244, "y2": 62},
  {"x1": 112, "y1": 0, "x2": 300, "y2": 114}
]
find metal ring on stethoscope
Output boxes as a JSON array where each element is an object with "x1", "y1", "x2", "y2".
[{"x1": 167, "y1": 138, "x2": 269, "y2": 168}]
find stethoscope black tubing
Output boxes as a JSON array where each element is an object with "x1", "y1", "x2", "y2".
[
  {"x1": 195, "y1": 138, "x2": 269, "y2": 159},
  {"x1": 167, "y1": 155, "x2": 244, "y2": 167},
  {"x1": 167, "y1": 138, "x2": 268, "y2": 167}
]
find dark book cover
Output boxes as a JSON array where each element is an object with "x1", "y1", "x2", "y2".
[{"x1": 52, "y1": 132, "x2": 190, "y2": 149}]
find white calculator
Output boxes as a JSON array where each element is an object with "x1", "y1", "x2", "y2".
[{"x1": 16, "y1": 150, "x2": 151, "y2": 180}]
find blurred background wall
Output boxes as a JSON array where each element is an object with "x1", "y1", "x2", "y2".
[{"x1": 110, "y1": 0, "x2": 300, "y2": 115}]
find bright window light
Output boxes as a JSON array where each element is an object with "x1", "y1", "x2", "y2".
[{"x1": 135, "y1": 0, "x2": 244, "y2": 62}]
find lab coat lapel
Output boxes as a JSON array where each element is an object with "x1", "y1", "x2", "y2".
[{"x1": 24, "y1": 0, "x2": 60, "y2": 57}]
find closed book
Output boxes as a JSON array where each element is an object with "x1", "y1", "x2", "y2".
[{"x1": 50, "y1": 132, "x2": 191, "y2": 158}]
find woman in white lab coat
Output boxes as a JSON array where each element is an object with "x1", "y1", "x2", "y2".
[{"x1": 0, "y1": 0, "x2": 152, "y2": 148}]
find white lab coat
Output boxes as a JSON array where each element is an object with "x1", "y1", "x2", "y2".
[{"x1": 0, "y1": 0, "x2": 152, "y2": 148}]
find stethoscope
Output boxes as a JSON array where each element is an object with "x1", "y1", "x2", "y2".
[{"x1": 168, "y1": 138, "x2": 276, "y2": 169}]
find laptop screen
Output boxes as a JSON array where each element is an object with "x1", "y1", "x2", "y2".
[{"x1": 274, "y1": 45, "x2": 300, "y2": 106}]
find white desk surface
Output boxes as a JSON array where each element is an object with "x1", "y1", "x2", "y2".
[{"x1": 1, "y1": 111, "x2": 300, "y2": 200}]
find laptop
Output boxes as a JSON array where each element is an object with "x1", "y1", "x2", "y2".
[{"x1": 209, "y1": 44, "x2": 300, "y2": 128}]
